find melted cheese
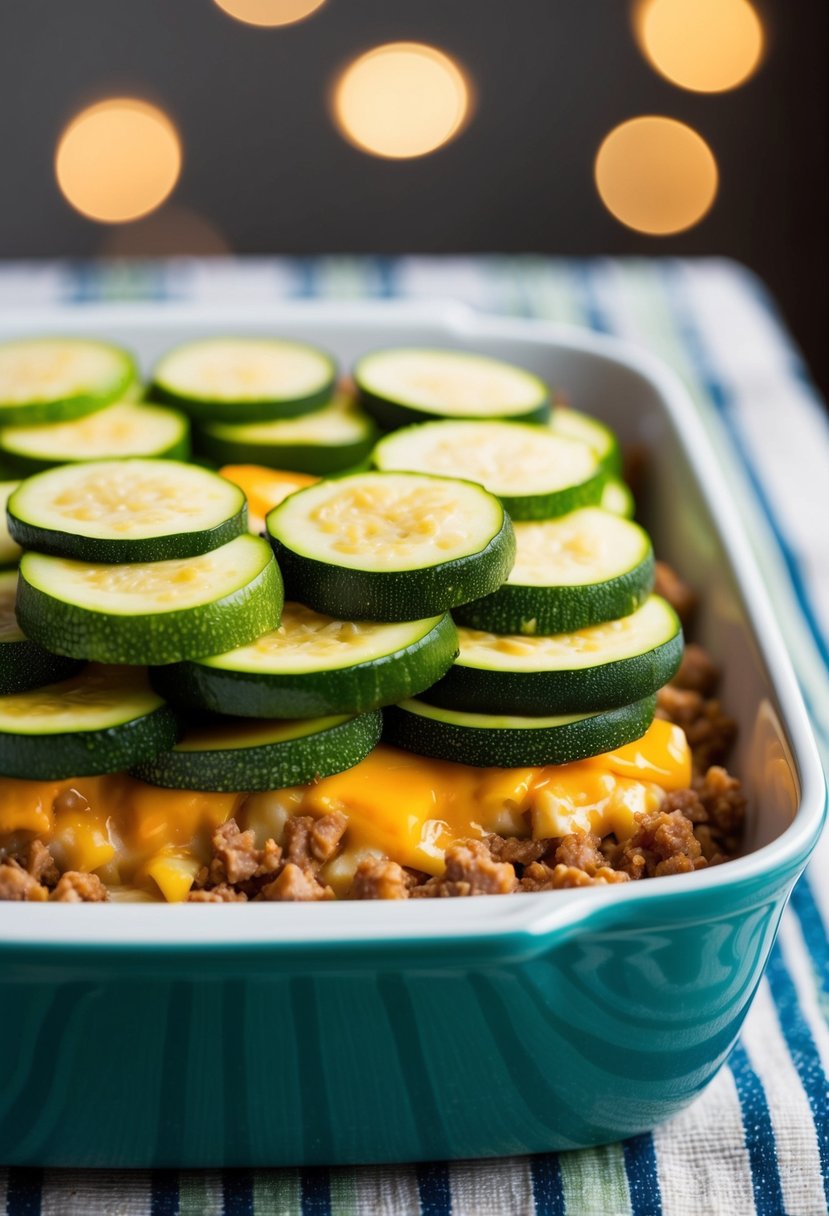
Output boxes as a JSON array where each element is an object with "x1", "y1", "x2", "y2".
[{"x1": 0, "y1": 720, "x2": 689, "y2": 901}]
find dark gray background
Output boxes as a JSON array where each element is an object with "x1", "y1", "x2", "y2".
[{"x1": 0, "y1": 0, "x2": 826, "y2": 391}]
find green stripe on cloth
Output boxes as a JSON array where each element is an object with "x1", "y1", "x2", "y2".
[{"x1": 559, "y1": 1143, "x2": 631, "y2": 1215}]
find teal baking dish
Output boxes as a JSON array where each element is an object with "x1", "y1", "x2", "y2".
[{"x1": 0, "y1": 301, "x2": 825, "y2": 1168}]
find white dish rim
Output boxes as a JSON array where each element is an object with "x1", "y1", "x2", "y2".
[{"x1": 0, "y1": 298, "x2": 824, "y2": 948}]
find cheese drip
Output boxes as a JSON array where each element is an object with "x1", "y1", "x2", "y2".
[{"x1": 0, "y1": 719, "x2": 690, "y2": 901}]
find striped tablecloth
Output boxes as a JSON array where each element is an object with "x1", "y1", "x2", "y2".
[{"x1": 0, "y1": 256, "x2": 827, "y2": 1216}]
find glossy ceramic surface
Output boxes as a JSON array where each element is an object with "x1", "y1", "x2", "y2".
[{"x1": 0, "y1": 301, "x2": 824, "y2": 1167}]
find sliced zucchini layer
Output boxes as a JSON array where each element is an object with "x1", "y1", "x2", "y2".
[
  {"x1": 601, "y1": 477, "x2": 635, "y2": 519},
  {"x1": 0, "y1": 338, "x2": 136, "y2": 427},
  {"x1": 196, "y1": 390, "x2": 377, "y2": 475},
  {"x1": 0, "y1": 664, "x2": 178, "y2": 779},
  {"x1": 383, "y1": 695, "x2": 657, "y2": 767},
  {"x1": 373, "y1": 420, "x2": 605, "y2": 520},
  {"x1": 7, "y1": 459, "x2": 247, "y2": 562},
  {"x1": 152, "y1": 604, "x2": 458, "y2": 718},
  {"x1": 430, "y1": 596, "x2": 682, "y2": 715},
  {"x1": 0, "y1": 480, "x2": 21, "y2": 568},
  {"x1": 355, "y1": 348, "x2": 550, "y2": 428},
  {"x1": 17, "y1": 535, "x2": 282, "y2": 665},
  {"x1": 267, "y1": 471, "x2": 515, "y2": 621},
  {"x1": 0, "y1": 400, "x2": 190, "y2": 474},
  {"x1": 550, "y1": 407, "x2": 622, "y2": 474},
  {"x1": 453, "y1": 508, "x2": 654, "y2": 635},
  {"x1": 152, "y1": 338, "x2": 336, "y2": 422},
  {"x1": 132, "y1": 709, "x2": 382, "y2": 792},
  {"x1": 0, "y1": 569, "x2": 83, "y2": 694}
]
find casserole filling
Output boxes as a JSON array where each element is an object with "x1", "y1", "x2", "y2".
[{"x1": 0, "y1": 625, "x2": 744, "y2": 902}]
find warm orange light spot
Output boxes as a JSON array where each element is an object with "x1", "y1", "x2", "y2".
[
  {"x1": 100, "y1": 205, "x2": 230, "y2": 257},
  {"x1": 55, "y1": 99, "x2": 181, "y2": 224},
  {"x1": 595, "y1": 116, "x2": 718, "y2": 236},
  {"x1": 634, "y1": 0, "x2": 764, "y2": 93},
  {"x1": 332, "y1": 42, "x2": 471, "y2": 160},
  {"x1": 212, "y1": 0, "x2": 326, "y2": 26}
]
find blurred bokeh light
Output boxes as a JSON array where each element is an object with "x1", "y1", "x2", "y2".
[
  {"x1": 212, "y1": 0, "x2": 327, "y2": 27},
  {"x1": 595, "y1": 116, "x2": 718, "y2": 235},
  {"x1": 55, "y1": 98, "x2": 181, "y2": 223},
  {"x1": 634, "y1": 0, "x2": 764, "y2": 92},
  {"x1": 332, "y1": 42, "x2": 471, "y2": 159},
  {"x1": 99, "y1": 205, "x2": 230, "y2": 256}
]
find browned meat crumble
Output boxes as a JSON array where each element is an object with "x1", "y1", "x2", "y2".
[{"x1": 0, "y1": 564, "x2": 745, "y2": 902}]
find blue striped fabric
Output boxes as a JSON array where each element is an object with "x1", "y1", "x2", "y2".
[{"x1": 0, "y1": 255, "x2": 827, "y2": 1216}]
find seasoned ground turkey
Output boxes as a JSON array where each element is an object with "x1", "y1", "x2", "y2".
[
  {"x1": 0, "y1": 569, "x2": 746, "y2": 902},
  {"x1": 654, "y1": 561, "x2": 697, "y2": 625}
]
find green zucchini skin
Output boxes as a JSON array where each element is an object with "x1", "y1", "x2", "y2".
[
  {"x1": 152, "y1": 381, "x2": 334, "y2": 424},
  {"x1": 268, "y1": 513, "x2": 516, "y2": 623},
  {"x1": 0, "y1": 421, "x2": 191, "y2": 476},
  {"x1": 0, "y1": 703, "x2": 179, "y2": 780},
  {"x1": 195, "y1": 426, "x2": 377, "y2": 476},
  {"x1": 425, "y1": 627, "x2": 683, "y2": 716},
  {"x1": 383, "y1": 696, "x2": 658, "y2": 768},
  {"x1": 150, "y1": 612, "x2": 459, "y2": 718},
  {"x1": 0, "y1": 640, "x2": 83, "y2": 696},
  {"x1": 550, "y1": 407, "x2": 622, "y2": 476},
  {"x1": 499, "y1": 468, "x2": 607, "y2": 521},
  {"x1": 453, "y1": 548, "x2": 655, "y2": 635},
  {"x1": 16, "y1": 550, "x2": 283, "y2": 666},
  {"x1": 7, "y1": 461, "x2": 248, "y2": 564},
  {"x1": 0, "y1": 340, "x2": 137, "y2": 428},
  {"x1": 8, "y1": 506, "x2": 246, "y2": 565},
  {"x1": 359, "y1": 392, "x2": 551, "y2": 432},
  {"x1": 131, "y1": 710, "x2": 382, "y2": 792}
]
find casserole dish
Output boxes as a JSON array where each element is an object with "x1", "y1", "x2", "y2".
[{"x1": 0, "y1": 300, "x2": 824, "y2": 1168}]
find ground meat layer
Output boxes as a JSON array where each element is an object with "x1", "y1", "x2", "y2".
[{"x1": 0, "y1": 566, "x2": 745, "y2": 903}]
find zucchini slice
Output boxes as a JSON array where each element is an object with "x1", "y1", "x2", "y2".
[
  {"x1": 0, "y1": 400, "x2": 190, "y2": 474},
  {"x1": 373, "y1": 420, "x2": 605, "y2": 520},
  {"x1": 601, "y1": 477, "x2": 635, "y2": 519},
  {"x1": 7, "y1": 459, "x2": 247, "y2": 562},
  {"x1": 0, "y1": 480, "x2": 21, "y2": 568},
  {"x1": 151, "y1": 338, "x2": 336, "y2": 422},
  {"x1": 453, "y1": 508, "x2": 654, "y2": 635},
  {"x1": 17, "y1": 535, "x2": 282, "y2": 666},
  {"x1": 430, "y1": 596, "x2": 682, "y2": 716},
  {"x1": 0, "y1": 568, "x2": 83, "y2": 694},
  {"x1": 0, "y1": 338, "x2": 136, "y2": 427},
  {"x1": 152, "y1": 604, "x2": 458, "y2": 718},
  {"x1": 550, "y1": 406, "x2": 622, "y2": 474},
  {"x1": 266, "y1": 471, "x2": 515, "y2": 621},
  {"x1": 354, "y1": 348, "x2": 550, "y2": 428},
  {"x1": 383, "y1": 695, "x2": 657, "y2": 767},
  {"x1": 196, "y1": 390, "x2": 377, "y2": 475},
  {"x1": 132, "y1": 709, "x2": 382, "y2": 792},
  {"x1": 0, "y1": 664, "x2": 178, "y2": 780}
]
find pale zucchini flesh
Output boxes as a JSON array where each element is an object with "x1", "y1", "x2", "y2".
[
  {"x1": 0, "y1": 339, "x2": 136, "y2": 426},
  {"x1": 0, "y1": 568, "x2": 83, "y2": 694},
  {"x1": 16, "y1": 534, "x2": 282, "y2": 665},
  {"x1": 152, "y1": 338, "x2": 337, "y2": 422},
  {"x1": 430, "y1": 596, "x2": 682, "y2": 714},
  {"x1": 0, "y1": 480, "x2": 21, "y2": 567},
  {"x1": 0, "y1": 400, "x2": 191, "y2": 473},
  {"x1": 7, "y1": 459, "x2": 247, "y2": 562},
  {"x1": 196, "y1": 390, "x2": 377, "y2": 474},
  {"x1": 355, "y1": 347, "x2": 551, "y2": 427},
  {"x1": 0, "y1": 664, "x2": 178, "y2": 779},
  {"x1": 132, "y1": 709, "x2": 382, "y2": 791},
  {"x1": 550, "y1": 406, "x2": 622, "y2": 474},
  {"x1": 151, "y1": 606, "x2": 459, "y2": 717},
  {"x1": 383, "y1": 694, "x2": 658, "y2": 767},
  {"x1": 373, "y1": 420, "x2": 605, "y2": 520},
  {"x1": 601, "y1": 477, "x2": 635, "y2": 518},
  {"x1": 453, "y1": 508, "x2": 654, "y2": 634},
  {"x1": 267, "y1": 471, "x2": 515, "y2": 621}
]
